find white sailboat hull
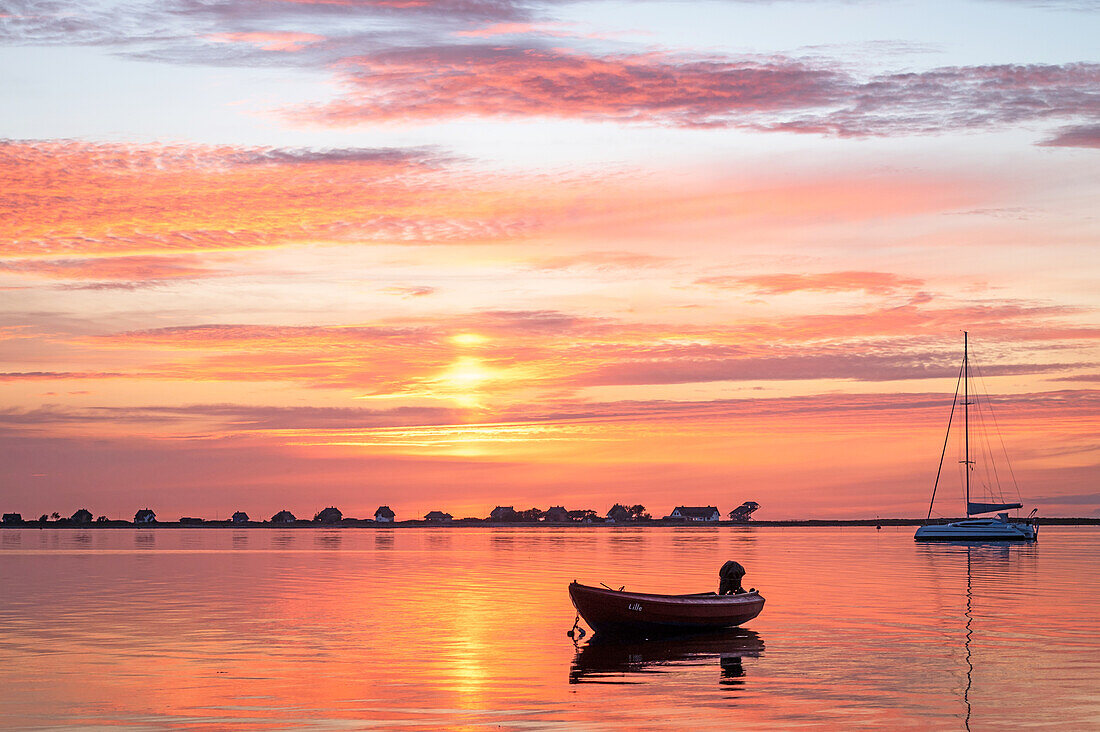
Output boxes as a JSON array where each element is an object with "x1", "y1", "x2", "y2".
[{"x1": 914, "y1": 517, "x2": 1037, "y2": 542}]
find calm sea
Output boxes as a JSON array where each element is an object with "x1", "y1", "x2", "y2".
[{"x1": 1, "y1": 527, "x2": 1097, "y2": 730}]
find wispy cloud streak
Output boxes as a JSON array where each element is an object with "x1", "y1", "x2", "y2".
[
  {"x1": 8, "y1": 300, "x2": 1082, "y2": 398},
  {"x1": 0, "y1": 140, "x2": 596, "y2": 259},
  {"x1": 6, "y1": 3, "x2": 1096, "y2": 144},
  {"x1": 696, "y1": 271, "x2": 924, "y2": 296},
  {"x1": 1039, "y1": 123, "x2": 1100, "y2": 148},
  {"x1": 4, "y1": 390, "x2": 1098, "y2": 440},
  {"x1": 0, "y1": 255, "x2": 216, "y2": 284},
  {"x1": 294, "y1": 48, "x2": 1100, "y2": 144}
]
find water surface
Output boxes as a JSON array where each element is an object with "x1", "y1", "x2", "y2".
[{"x1": 1, "y1": 527, "x2": 1097, "y2": 729}]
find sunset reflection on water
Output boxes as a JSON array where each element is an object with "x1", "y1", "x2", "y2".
[{"x1": 1, "y1": 527, "x2": 1097, "y2": 729}]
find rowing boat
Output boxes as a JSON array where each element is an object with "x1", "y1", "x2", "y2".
[{"x1": 568, "y1": 581, "x2": 765, "y2": 636}]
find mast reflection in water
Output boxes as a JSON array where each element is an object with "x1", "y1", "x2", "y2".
[{"x1": 918, "y1": 540, "x2": 1030, "y2": 731}]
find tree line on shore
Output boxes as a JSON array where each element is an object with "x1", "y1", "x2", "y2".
[{"x1": 2, "y1": 502, "x2": 763, "y2": 526}]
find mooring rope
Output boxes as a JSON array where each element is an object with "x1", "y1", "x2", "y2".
[{"x1": 566, "y1": 613, "x2": 586, "y2": 639}]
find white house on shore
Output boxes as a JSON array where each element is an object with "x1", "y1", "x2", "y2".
[
  {"x1": 667, "y1": 506, "x2": 721, "y2": 522},
  {"x1": 375, "y1": 506, "x2": 395, "y2": 522}
]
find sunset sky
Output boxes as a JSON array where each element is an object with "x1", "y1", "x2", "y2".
[{"x1": 2, "y1": 0, "x2": 1098, "y2": 520}]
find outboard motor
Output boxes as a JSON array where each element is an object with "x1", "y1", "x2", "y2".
[{"x1": 718, "y1": 560, "x2": 746, "y2": 595}]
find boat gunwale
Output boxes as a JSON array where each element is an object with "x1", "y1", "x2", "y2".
[{"x1": 569, "y1": 581, "x2": 764, "y2": 605}]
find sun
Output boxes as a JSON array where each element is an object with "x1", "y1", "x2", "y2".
[
  {"x1": 431, "y1": 356, "x2": 496, "y2": 407},
  {"x1": 441, "y1": 357, "x2": 491, "y2": 387}
]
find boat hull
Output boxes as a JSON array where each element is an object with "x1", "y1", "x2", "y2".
[
  {"x1": 568, "y1": 582, "x2": 765, "y2": 636},
  {"x1": 915, "y1": 519, "x2": 1037, "y2": 542}
]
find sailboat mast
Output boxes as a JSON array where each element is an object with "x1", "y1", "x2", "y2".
[{"x1": 964, "y1": 331, "x2": 970, "y2": 513}]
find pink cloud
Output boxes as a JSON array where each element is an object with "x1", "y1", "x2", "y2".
[
  {"x1": 0, "y1": 140, "x2": 595, "y2": 257},
  {"x1": 576, "y1": 350, "x2": 1079, "y2": 387},
  {"x1": 0, "y1": 255, "x2": 216, "y2": 284},
  {"x1": 0, "y1": 325, "x2": 34, "y2": 341},
  {"x1": 6, "y1": 389, "x2": 1098, "y2": 433},
  {"x1": 383, "y1": 285, "x2": 438, "y2": 297},
  {"x1": 206, "y1": 31, "x2": 324, "y2": 52},
  {"x1": 265, "y1": 0, "x2": 526, "y2": 11},
  {"x1": 1039, "y1": 123, "x2": 1100, "y2": 148},
  {"x1": 5, "y1": 1, "x2": 1097, "y2": 148},
  {"x1": 2, "y1": 388, "x2": 1096, "y2": 519},
  {"x1": 696, "y1": 271, "x2": 924, "y2": 296},
  {"x1": 303, "y1": 46, "x2": 844, "y2": 126},
  {"x1": 761, "y1": 63, "x2": 1100, "y2": 138},
  {"x1": 291, "y1": 47, "x2": 1099, "y2": 143},
  {"x1": 454, "y1": 22, "x2": 570, "y2": 38},
  {"x1": 24, "y1": 299, "x2": 1088, "y2": 397},
  {"x1": 0, "y1": 371, "x2": 127, "y2": 381},
  {"x1": 1052, "y1": 373, "x2": 1100, "y2": 382},
  {"x1": 0, "y1": 138, "x2": 1015, "y2": 274}
]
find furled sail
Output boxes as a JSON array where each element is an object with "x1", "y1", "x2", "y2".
[{"x1": 967, "y1": 501, "x2": 1023, "y2": 515}]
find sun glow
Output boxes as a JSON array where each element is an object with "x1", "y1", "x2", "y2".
[
  {"x1": 450, "y1": 333, "x2": 488, "y2": 346},
  {"x1": 281, "y1": 420, "x2": 616, "y2": 457},
  {"x1": 429, "y1": 356, "x2": 489, "y2": 407},
  {"x1": 350, "y1": 355, "x2": 521, "y2": 404},
  {"x1": 439, "y1": 357, "x2": 491, "y2": 387}
]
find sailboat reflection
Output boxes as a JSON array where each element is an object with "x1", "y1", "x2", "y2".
[
  {"x1": 569, "y1": 628, "x2": 764, "y2": 685},
  {"x1": 918, "y1": 541, "x2": 1034, "y2": 730}
]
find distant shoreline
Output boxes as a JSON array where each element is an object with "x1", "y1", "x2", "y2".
[{"x1": 2, "y1": 517, "x2": 1098, "y2": 528}]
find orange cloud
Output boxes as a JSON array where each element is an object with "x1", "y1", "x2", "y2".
[
  {"x1": 0, "y1": 326, "x2": 34, "y2": 341},
  {"x1": 3, "y1": 387, "x2": 1097, "y2": 519},
  {"x1": 0, "y1": 141, "x2": 585, "y2": 258},
  {"x1": 0, "y1": 139, "x2": 1006, "y2": 275},
  {"x1": 26, "y1": 299, "x2": 1085, "y2": 406}
]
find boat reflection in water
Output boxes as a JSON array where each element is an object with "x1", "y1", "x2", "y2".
[
  {"x1": 917, "y1": 540, "x2": 1036, "y2": 730},
  {"x1": 569, "y1": 628, "x2": 764, "y2": 686}
]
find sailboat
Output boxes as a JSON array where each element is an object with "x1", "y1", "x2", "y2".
[{"x1": 914, "y1": 333, "x2": 1038, "y2": 542}]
